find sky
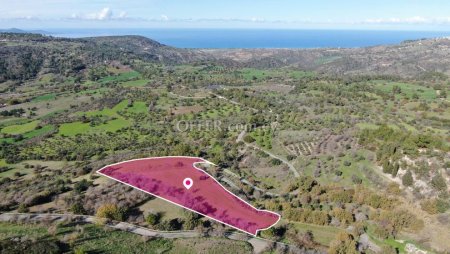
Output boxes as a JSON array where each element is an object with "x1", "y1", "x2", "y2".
[{"x1": 1, "y1": 0, "x2": 450, "y2": 30}]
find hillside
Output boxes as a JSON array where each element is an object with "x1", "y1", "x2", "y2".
[
  {"x1": 203, "y1": 38, "x2": 450, "y2": 76},
  {"x1": 1, "y1": 33, "x2": 450, "y2": 84},
  {"x1": 0, "y1": 33, "x2": 210, "y2": 83}
]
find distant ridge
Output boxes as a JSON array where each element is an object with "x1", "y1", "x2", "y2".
[{"x1": 0, "y1": 28, "x2": 49, "y2": 35}]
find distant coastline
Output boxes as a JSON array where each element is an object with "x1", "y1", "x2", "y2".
[{"x1": 40, "y1": 28, "x2": 450, "y2": 49}]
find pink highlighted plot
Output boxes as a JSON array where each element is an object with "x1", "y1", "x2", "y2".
[{"x1": 97, "y1": 156, "x2": 280, "y2": 236}]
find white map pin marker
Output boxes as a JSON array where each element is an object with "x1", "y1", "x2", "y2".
[{"x1": 183, "y1": 178, "x2": 193, "y2": 190}]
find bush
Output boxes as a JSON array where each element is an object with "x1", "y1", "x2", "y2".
[
  {"x1": 431, "y1": 174, "x2": 447, "y2": 192},
  {"x1": 70, "y1": 203, "x2": 86, "y2": 215},
  {"x1": 286, "y1": 155, "x2": 297, "y2": 161},
  {"x1": 402, "y1": 171, "x2": 414, "y2": 187},
  {"x1": 17, "y1": 204, "x2": 29, "y2": 213},
  {"x1": 421, "y1": 199, "x2": 450, "y2": 214},
  {"x1": 96, "y1": 204, "x2": 127, "y2": 221},
  {"x1": 157, "y1": 219, "x2": 182, "y2": 231},
  {"x1": 146, "y1": 213, "x2": 161, "y2": 225},
  {"x1": 351, "y1": 175, "x2": 362, "y2": 184},
  {"x1": 243, "y1": 135, "x2": 255, "y2": 143},
  {"x1": 270, "y1": 158, "x2": 282, "y2": 166},
  {"x1": 73, "y1": 179, "x2": 92, "y2": 194}
]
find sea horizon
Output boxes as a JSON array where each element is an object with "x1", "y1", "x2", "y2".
[{"x1": 21, "y1": 28, "x2": 450, "y2": 49}]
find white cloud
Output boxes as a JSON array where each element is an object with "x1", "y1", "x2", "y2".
[
  {"x1": 70, "y1": 7, "x2": 130, "y2": 21},
  {"x1": 364, "y1": 16, "x2": 450, "y2": 25},
  {"x1": 87, "y1": 7, "x2": 113, "y2": 20},
  {"x1": 160, "y1": 14, "x2": 169, "y2": 21},
  {"x1": 251, "y1": 17, "x2": 265, "y2": 22},
  {"x1": 118, "y1": 11, "x2": 127, "y2": 19}
]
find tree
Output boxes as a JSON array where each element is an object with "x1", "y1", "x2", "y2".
[
  {"x1": 286, "y1": 229, "x2": 315, "y2": 248},
  {"x1": 96, "y1": 204, "x2": 127, "y2": 221},
  {"x1": 328, "y1": 232, "x2": 358, "y2": 254},
  {"x1": 402, "y1": 171, "x2": 414, "y2": 187}
]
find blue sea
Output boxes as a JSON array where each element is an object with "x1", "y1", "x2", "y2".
[{"x1": 46, "y1": 29, "x2": 450, "y2": 49}]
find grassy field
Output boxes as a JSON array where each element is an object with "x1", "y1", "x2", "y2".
[
  {"x1": 289, "y1": 221, "x2": 344, "y2": 247},
  {"x1": 31, "y1": 93, "x2": 56, "y2": 102},
  {"x1": 121, "y1": 79, "x2": 150, "y2": 87},
  {"x1": 98, "y1": 71, "x2": 141, "y2": 83},
  {"x1": 1, "y1": 120, "x2": 40, "y2": 135},
  {"x1": 374, "y1": 81, "x2": 437, "y2": 100},
  {"x1": 0, "y1": 160, "x2": 68, "y2": 179},
  {"x1": 59, "y1": 118, "x2": 130, "y2": 136},
  {"x1": 239, "y1": 68, "x2": 314, "y2": 81},
  {"x1": 0, "y1": 222, "x2": 252, "y2": 254},
  {"x1": 139, "y1": 198, "x2": 185, "y2": 220},
  {"x1": 59, "y1": 100, "x2": 143, "y2": 136}
]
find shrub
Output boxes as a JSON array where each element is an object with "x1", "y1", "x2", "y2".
[
  {"x1": 146, "y1": 213, "x2": 161, "y2": 225},
  {"x1": 351, "y1": 175, "x2": 362, "y2": 184},
  {"x1": 96, "y1": 204, "x2": 127, "y2": 221},
  {"x1": 243, "y1": 135, "x2": 255, "y2": 143},
  {"x1": 328, "y1": 232, "x2": 358, "y2": 254},
  {"x1": 73, "y1": 179, "x2": 92, "y2": 194},
  {"x1": 70, "y1": 203, "x2": 86, "y2": 215},
  {"x1": 431, "y1": 174, "x2": 447, "y2": 192},
  {"x1": 17, "y1": 204, "x2": 29, "y2": 213},
  {"x1": 0, "y1": 238, "x2": 64, "y2": 254},
  {"x1": 270, "y1": 158, "x2": 282, "y2": 166},
  {"x1": 286, "y1": 155, "x2": 297, "y2": 161},
  {"x1": 422, "y1": 199, "x2": 450, "y2": 214},
  {"x1": 402, "y1": 171, "x2": 414, "y2": 187}
]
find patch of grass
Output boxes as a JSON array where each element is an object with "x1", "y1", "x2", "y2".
[
  {"x1": 290, "y1": 70, "x2": 315, "y2": 79},
  {"x1": 31, "y1": 93, "x2": 56, "y2": 102},
  {"x1": 83, "y1": 100, "x2": 129, "y2": 118},
  {"x1": 121, "y1": 79, "x2": 150, "y2": 87},
  {"x1": 0, "y1": 137, "x2": 15, "y2": 143},
  {"x1": 0, "y1": 222, "x2": 173, "y2": 254},
  {"x1": 59, "y1": 118, "x2": 130, "y2": 136},
  {"x1": 169, "y1": 238, "x2": 252, "y2": 254},
  {"x1": 0, "y1": 159, "x2": 8, "y2": 167},
  {"x1": 240, "y1": 68, "x2": 272, "y2": 81},
  {"x1": 22, "y1": 125, "x2": 54, "y2": 139},
  {"x1": 99, "y1": 71, "x2": 141, "y2": 83},
  {"x1": 126, "y1": 102, "x2": 148, "y2": 114},
  {"x1": 374, "y1": 81, "x2": 436, "y2": 100},
  {"x1": 289, "y1": 221, "x2": 343, "y2": 247},
  {"x1": 314, "y1": 56, "x2": 342, "y2": 65},
  {"x1": 1, "y1": 120, "x2": 40, "y2": 135}
]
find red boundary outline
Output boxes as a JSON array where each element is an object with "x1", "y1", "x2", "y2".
[{"x1": 96, "y1": 156, "x2": 281, "y2": 236}]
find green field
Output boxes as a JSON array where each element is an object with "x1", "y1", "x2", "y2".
[
  {"x1": 59, "y1": 118, "x2": 130, "y2": 136},
  {"x1": 121, "y1": 79, "x2": 150, "y2": 87},
  {"x1": 374, "y1": 81, "x2": 437, "y2": 100},
  {"x1": 1, "y1": 120, "x2": 40, "y2": 135},
  {"x1": 290, "y1": 222, "x2": 344, "y2": 247},
  {"x1": 98, "y1": 71, "x2": 141, "y2": 83},
  {"x1": 0, "y1": 222, "x2": 251, "y2": 254},
  {"x1": 31, "y1": 93, "x2": 56, "y2": 102},
  {"x1": 22, "y1": 125, "x2": 54, "y2": 139}
]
